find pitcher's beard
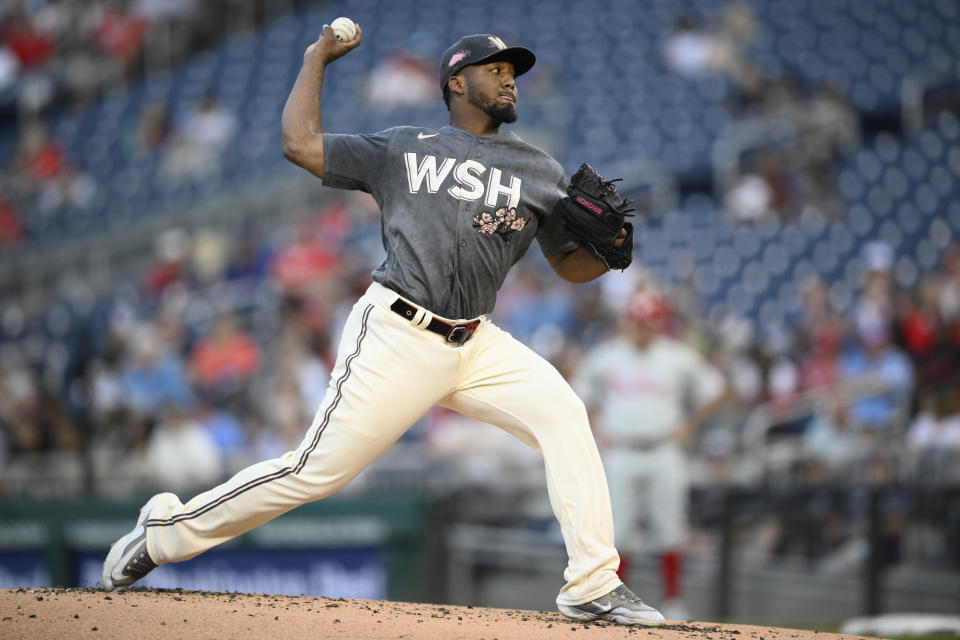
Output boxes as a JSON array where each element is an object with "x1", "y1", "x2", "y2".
[
  {"x1": 486, "y1": 102, "x2": 517, "y2": 123},
  {"x1": 467, "y1": 85, "x2": 517, "y2": 123}
]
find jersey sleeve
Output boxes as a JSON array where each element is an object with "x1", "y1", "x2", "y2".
[
  {"x1": 321, "y1": 130, "x2": 392, "y2": 196},
  {"x1": 682, "y1": 347, "x2": 726, "y2": 409},
  {"x1": 535, "y1": 173, "x2": 580, "y2": 258}
]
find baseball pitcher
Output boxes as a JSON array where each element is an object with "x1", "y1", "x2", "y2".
[{"x1": 102, "y1": 24, "x2": 665, "y2": 626}]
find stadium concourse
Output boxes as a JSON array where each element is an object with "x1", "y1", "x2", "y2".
[{"x1": 1, "y1": 0, "x2": 959, "y2": 627}]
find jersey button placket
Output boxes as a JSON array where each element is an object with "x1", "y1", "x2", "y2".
[
  {"x1": 454, "y1": 141, "x2": 478, "y2": 308},
  {"x1": 461, "y1": 165, "x2": 471, "y2": 249}
]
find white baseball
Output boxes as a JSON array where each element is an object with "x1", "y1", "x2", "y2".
[{"x1": 330, "y1": 17, "x2": 357, "y2": 43}]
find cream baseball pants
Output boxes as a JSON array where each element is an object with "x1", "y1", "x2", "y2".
[{"x1": 144, "y1": 282, "x2": 621, "y2": 606}]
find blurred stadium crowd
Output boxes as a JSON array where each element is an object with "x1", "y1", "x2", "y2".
[{"x1": 1, "y1": 0, "x2": 960, "y2": 574}]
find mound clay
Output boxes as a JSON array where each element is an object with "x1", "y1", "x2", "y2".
[{"x1": 1, "y1": 587, "x2": 874, "y2": 639}]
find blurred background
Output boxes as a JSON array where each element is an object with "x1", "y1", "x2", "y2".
[{"x1": 0, "y1": 0, "x2": 959, "y2": 632}]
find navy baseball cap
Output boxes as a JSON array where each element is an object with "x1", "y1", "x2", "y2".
[{"x1": 438, "y1": 34, "x2": 536, "y2": 90}]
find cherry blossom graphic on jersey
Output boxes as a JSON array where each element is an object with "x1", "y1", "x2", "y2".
[{"x1": 473, "y1": 207, "x2": 527, "y2": 244}]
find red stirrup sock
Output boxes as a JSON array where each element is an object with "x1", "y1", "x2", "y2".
[
  {"x1": 661, "y1": 550, "x2": 683, "y2": 599},
  {"x1": 616, "y1": 553, "x2": 631, "y2": 583}
]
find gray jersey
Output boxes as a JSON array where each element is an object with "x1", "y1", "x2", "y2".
[{"x1": 322, "y1": 124, "x2": 578, "y2": 319}]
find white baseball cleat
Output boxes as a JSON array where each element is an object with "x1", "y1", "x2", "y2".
[
  {"x1": 101, "y1": 493, "x2": 173, "y2": 591},
  {"x1": 559, "y1": 584, "x2": 667, "y2": 626}
]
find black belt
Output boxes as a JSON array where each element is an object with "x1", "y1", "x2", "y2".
[{"x1": 390, "y1": 299, "x2": 480, "y2": 344}]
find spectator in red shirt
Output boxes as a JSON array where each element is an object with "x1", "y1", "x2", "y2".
[
  {"x1": 17, "y1": 120, "x2": 64, "y2": 183},
  {"x1": 800, "y1": 323, "x2": 843, "y2": 390},
  {"x1": 900, "y1": 274, "x2": 956, "y2": 394},
  {"x1": 143, "y1": 228, "x2": 190, "y2": 297},
  {"x1": 190, "y1": 313, "x2": 262, "y2": 402},
  {"x1": 1, "y1": 12, "x2": 55, "y2": 69},
  {"x1": 270, "y1": 219, "x2": 343, "y2": 299},
  {"x1": 0, "y1": 198, "x2": 24, "y2": 245},
  {"x1": 93, "y1": 6, "x2": 146, "y2": 63}
]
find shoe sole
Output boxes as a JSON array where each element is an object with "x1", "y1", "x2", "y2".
[
  {"x1": 604, "y1": 613, "x2": 666, "y2": 626},
  {"x1": 101, "y1": 493, "x2": 174, "y2": 591},
  {"x1": 558, "y1": 605, "x2": 666, "y2": 627}
]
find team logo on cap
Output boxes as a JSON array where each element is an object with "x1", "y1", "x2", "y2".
[
  {"x1": 488, "y1": 36, "x2": 506, "y2": 49},
  {"x1": 449, "y1": 50, "x2": 469, "y2": 66}
]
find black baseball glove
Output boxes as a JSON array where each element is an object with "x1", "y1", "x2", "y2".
[{"x1": 555, "y1": 163, "x2": 636, "y2": 270}]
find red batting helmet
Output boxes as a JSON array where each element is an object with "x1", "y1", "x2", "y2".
[{"x1": 626, "y1": 289, "x2": 670, "y2": 331}]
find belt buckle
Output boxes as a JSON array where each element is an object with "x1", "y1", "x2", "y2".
[{"x1": 445, "y1": 323, "x2": 475, "y2": 345}]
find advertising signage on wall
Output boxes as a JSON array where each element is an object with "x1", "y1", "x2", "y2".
[
  {"x1": 0, "y1": 552, "x2": 50, "y2": 588},
  {"x1": 74, "y1": 548, "x2": 386, "y2": 599}
]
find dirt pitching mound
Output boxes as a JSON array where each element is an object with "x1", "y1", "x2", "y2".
[{"x1": 1, "y1": 587, "x2": 875, "y2": 640}]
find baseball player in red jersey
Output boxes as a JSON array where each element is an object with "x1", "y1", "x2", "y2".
[
  {"x1": 573, "y1": 286, "x2": 730, "y2": 620},
  {"x1": 102, "y1": 23, "x2": 665, "y2": 626}
]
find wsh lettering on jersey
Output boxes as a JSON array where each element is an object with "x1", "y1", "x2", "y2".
[{"x1": 404, "y1": 153, "x2": 521, "y2": 209}]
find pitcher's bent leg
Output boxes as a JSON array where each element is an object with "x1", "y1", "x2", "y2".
[
  {"x1": 146, "y1": 301, "x2": 454, "y2": 565},
  {"x1": 441, "y1": 323, "x2": 620, "y2": 607}
]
